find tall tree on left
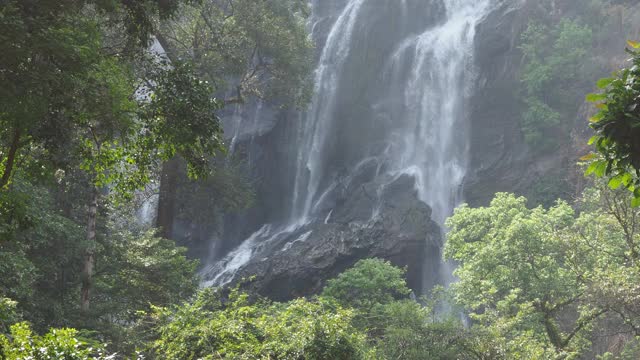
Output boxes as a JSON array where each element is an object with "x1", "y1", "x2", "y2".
[{"x1": 0, "y1": 0, "x2": 225, "y2": 315}]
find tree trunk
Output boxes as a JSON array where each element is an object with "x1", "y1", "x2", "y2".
[
  {"x1": 156, "y1": 157, "x2": 181, "y2": 239},
  {"x1": 81, "y1": 185, "x2": 99, "y2": 314},
  {"x1": 0, "y1": 127, "x2": 21, "y2": 189},
  {"x1": 542, "y1": 309, "x2": 564, "y2": 352}
]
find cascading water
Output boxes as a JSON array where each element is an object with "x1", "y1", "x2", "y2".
[
  {"x1": 389, "y1": 0, "x2": 491, "y2": 288},
  {"x1": 291, "y1": 0, "x2": 366, "y2": 223},
  {"x1": 390, "y1": 0, "x2": 490, "y2": 224},
  {"x1": 202, "y1": 0, "x2": 493, "y2": 290}
]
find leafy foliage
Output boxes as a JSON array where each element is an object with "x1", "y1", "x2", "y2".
[
  {"x1": 0, "y1": 298, "x2": 20, "y2": 334},
  {"x1": 445, "y1": 193, "x2": 597, "y2": 357},
  {"x1": 368, "y1": 300, "x2": 475, "y2": 360},
  {"x1": 0, "y1": 179, "x2": 84, "y2": 329},
  {"x1": 92, "y1": 230, "x2": 199, "y2": 320},
  {"x1": 9, "y1": 1, "x2": 640, "y2": 359},
  {"x1": 141, "y1": 261, "x2": 492, "y2": 360},
  {"x1": 0, "y1": 0, "x2": 225, "y2": 196},
  {"x1": 160, "y1": 0, "x2": 314, "y2": 107},
  {"x1": 0, "y1": 0, "x2": 227, "y2": 340},
  {"x1": 0, "y1": 322, "x2": 112, "y2": 359},
  {"x1": 0, "y1": 179, "x2": 199, "y2": 351},
  {"x1": 446, "y1": 187, "x2": 640, "y2": 358},
  {"x1": 519, "y1": 18, "x2": 593, "y2": 149},
  {"x1": 146, "y1": 288, "x2": 370, "y2": 359},
  {"x1": 0, "y1": 0, "x2": 311, "y2": 356},
  {"x1": 140, "y1": 61, "x2": 224, "y2": 180},
  {"x1": 586, "y1": 41, "x2": 640, "y2": 205},
  {"x1": 321, "y1": 259, "x2": 411, "y2": 311}
]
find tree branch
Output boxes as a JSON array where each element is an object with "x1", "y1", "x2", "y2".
[
  {"x1": 562, "y1": 308, "x2": 607, "y2": 348},
  {"x1": 0, "y1": 127, "x2": 22, "y2": 189}
]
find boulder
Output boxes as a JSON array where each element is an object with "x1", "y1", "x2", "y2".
[{"x1": 203, "y1": 175, "x2": 441, "y2": 301}]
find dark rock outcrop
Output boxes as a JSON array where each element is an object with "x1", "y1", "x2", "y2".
[
  {"x1": 209, "y1": 175, "x2": 440, "y2": 301},
  {"x1": 465, "y1": 0, "x2": 639, "y2": 206},
  {"x1": 464, "y1": 0, "x2": 533, "y2": 206}
]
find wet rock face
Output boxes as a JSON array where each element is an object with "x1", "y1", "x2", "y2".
[
  {"x1": 224, "y1": 175, "x2": 440, "y2": 301},
  {"x1": 465, "y1": 0, "x2": 605, "y2": 206},
  {"x1": 465, "y1": 0, "x2": 532, "y2": 206}
]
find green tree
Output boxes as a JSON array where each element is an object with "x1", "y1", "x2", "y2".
[
  {"x1": 94, "y1": 231, "x2": 198, "y2": 320},
  {"x1": 370, "y1": 300, "x2": 475, "y2": 360},
  {"x1": 0, "y1": 322, "x2": 111, "y2": 359},
  {"x1": 0, "y1": 176, "x2": 200, "y2": 352},
  {"x1": 87, "y1": 229, "x2": 198, "y2": 352},
  {"x1": 576, "y1": 186, "x2": 640, "y2": 339},
  {"x1": 0, "y1": 0, "x2": 194, "y2": 190},
  {"x1": 0, "y1": 0, "x2": 315, "y2": 351},
  {"x1": 0, "y1": 298, "x2": 20, "y2": 334},
  {"x1": 444, "y1": 187, "x2": 640, "y2": 358},
  {"x1": 0, "y1": 179, "x2": 84, "y2": 329},
  {"x1": 321, "y1": 259, "x2": 411, "y2": 312},
  {"x1": 319, "y1": 260, "x2": 488, "y2": 359},
  {"x1": 0, "y1": 0, "x2": 226, "y2": 315},
  {"x1": 71, "y1": 56, "x2": 223, "y2": 315},
  {"x1": 146, "y1": 288, "x2": 370, "y2": 359},
  {"x1": 159, "y1": 0, "x2": 313, "y2": 107},
  {"x1": 445, "y1": 193, "x2": 603, "y2": 358}
]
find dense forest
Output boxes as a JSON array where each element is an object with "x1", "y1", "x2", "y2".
[{"x1": 2, "y1": 0, "x2": 640, "y2": 359}]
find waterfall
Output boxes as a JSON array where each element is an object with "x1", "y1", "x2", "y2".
[
  {"x1": 291, "y1": 0, "x2": 490, "y2": 226},
  {"x1": 291, "y1": 0, "x2": 367, "y2": 224},
  {"x1": 202, "y1": 0, "x2": 493, "y2": 289},
  {"x1": 391, "y1": 0, "x2": 490, "y2": 224},
  {"x1": 388, "y1": 0, "x2": 492, "y2": 289}
]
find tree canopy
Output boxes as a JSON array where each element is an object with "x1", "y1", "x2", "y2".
[
  {"x1": 446, "y1": 187, "x2": 640, "y2": 359},
  {"x1": 0, "y1": 0, "x2": 310, "y2": 355}
]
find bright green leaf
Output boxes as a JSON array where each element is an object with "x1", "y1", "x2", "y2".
[
  {"x1": 609, "y1": 175, "x2": 623, "y2": 190},
  {"x1": 586, "y1": 93, "x2": 606, "y2": 102},
  {"x1": 579, "y1": 153, "x2": 596, "y2": 161},
  {"x1": 596, "y1": 77, "x2": 613, "y2": 89}
]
